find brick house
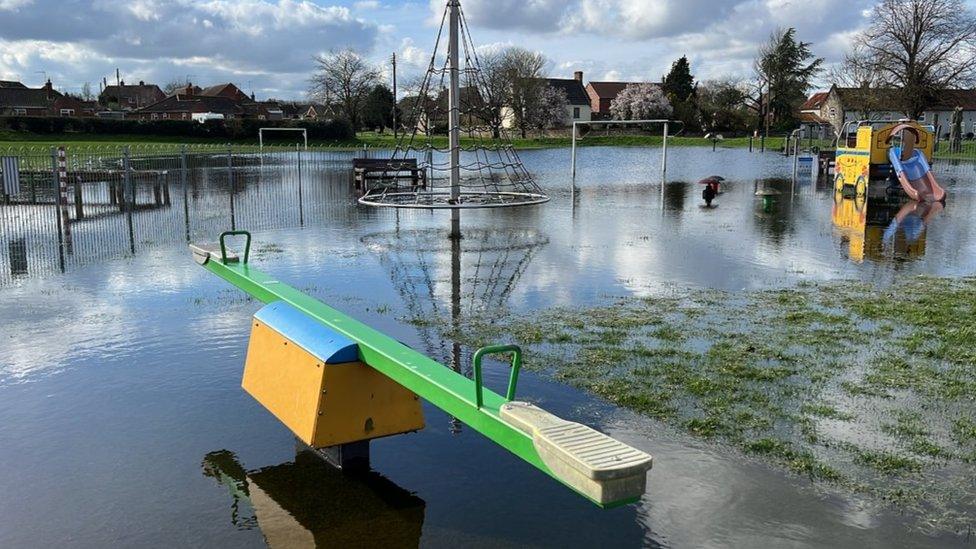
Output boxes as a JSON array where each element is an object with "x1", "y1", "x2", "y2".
[
  {"x1": 586, "y1": 80, "x2": 662, "y2": 117},
  {"x1": 0, "y1": 80, "x2": 92, "y2": 117},
  {"x1": 99, "y1": 80, "x2": 166, "y2": 110},
  {"x1": 133, "y1": 84, "x2": 242, "y2": 121}
]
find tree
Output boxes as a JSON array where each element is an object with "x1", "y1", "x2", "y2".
[
  {"x1": 857, "y1": 0, "x2": 976, "y2": 118},
  {"x1": 472, "y1": 50, "x2": 510, "y2": 138},
  {"x1": 361, "y1": 84, "x2": 396, "y2": 133},
  {"x1": 662, "y1": 56, "x2": 700, "y2": 130},
  {"x1": 163, "y1": 79, "x2": 187, "y2": 95},
  {"x1": 80, "y1": 82, "x2": 94, "y2": 101},
  {"x1": 500, "y1": 47, "x2": 549, "y2": 138},
  {"x1": 698, "y1": 79, "x2": 755, "y2": 133},
  {"x1": 309, "y1": 49, "x2": 381, "y2": 130},
  {"x1": 526, "y1": 86, "x2": 568, "y2": 133},
  {"x1": 610, "y1": 83, "x2": 673, "y2": 121},
  {"x1": 753, "y1": 28, "x2": 823, "y2": 130}
]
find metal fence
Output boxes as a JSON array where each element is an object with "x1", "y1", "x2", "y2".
[{"x1": 0, "y1": 144, "x2": 379, "y2": 285}]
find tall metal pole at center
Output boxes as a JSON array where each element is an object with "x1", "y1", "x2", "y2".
[{"x1": 448, "y1": 0, "x2": 461, "y2": 239}]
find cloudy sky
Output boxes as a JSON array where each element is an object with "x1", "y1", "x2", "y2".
[{"x1": 0, "y1": 0, "x2": 969, "y2": 100}]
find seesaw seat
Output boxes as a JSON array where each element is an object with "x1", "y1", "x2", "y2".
[{"x1": 500, "y1": 401, "x2": 652, "y2": 504}]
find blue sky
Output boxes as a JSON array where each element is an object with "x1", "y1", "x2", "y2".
[{"x1": 0, "y1": 0, "x2": 970, "y2": 100}]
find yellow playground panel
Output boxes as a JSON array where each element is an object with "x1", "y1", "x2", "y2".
[
  {"x1": 834, "y1": 121, "x2": 934, "y2": 197},
  {"x1": 242, "y1": 302, "x2": 424, "y2": 448}
]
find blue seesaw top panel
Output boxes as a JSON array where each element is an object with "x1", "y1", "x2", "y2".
[{"x1": 254, "y1": 301, "x2": 360, "y2": 364}]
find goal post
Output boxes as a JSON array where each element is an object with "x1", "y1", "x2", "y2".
[
  {"x1": 570, "y1": 119, "x2": 673, "y2": 182},
  {"x1": 258, "y1": 127, "x2": 308, "y2": 151}
]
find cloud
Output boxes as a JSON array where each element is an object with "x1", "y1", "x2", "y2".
[{"x1": 0, "y1": 0, "x2": 380, "y2": 97}]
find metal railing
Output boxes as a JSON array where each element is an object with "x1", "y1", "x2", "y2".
[{"x1": 0, "y1": 144, "x2": 382, "y2": 286}]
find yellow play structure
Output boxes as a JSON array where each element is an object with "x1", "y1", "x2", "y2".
[
  {"x1": 833, "y1": 120, "x2": 934, "y2": 199},
  {"x1": 831, "y1": 121, "x2": 935, "y2": 261}
]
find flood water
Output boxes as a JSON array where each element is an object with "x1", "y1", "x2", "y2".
[{"x1": 1, "y1": 146, "x2": 974, "y2": 547}]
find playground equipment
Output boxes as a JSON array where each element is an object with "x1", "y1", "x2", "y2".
[
  {"x1": 190, "y1": 231, "x2": 652, "y2": 507},
  {"x1": 833, "y1": 120, "x2": 934, "y2": 200},
  {"x1": 570, "y1": 119, "x2": 675, "y2": 183},
  {"x1": 357, "y1": 0, "x2": 548, "y2": 241},
  {"x1": 258, "y1": 128, "x2": 308, "y2": 151},
  {"x1": 831, "y1": 191, "x2": 928, "y2": 262}
]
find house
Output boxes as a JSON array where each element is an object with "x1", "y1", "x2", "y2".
[
  {"x1": 547, "y1": 72, "x2": 592, "y2": 126},
  {"x1": 199, "y1": 83, "x2": 251, "y2": 103},
  {"x1": 133, "y1": 84, "x2": 243, "y2": 121},
  {"x1": 501, "y1": 71, "x2": 592, "y2": 130},
  {"x1": 279, "y1": 102, "x2": 332, "y2": 120},
  {"x1": 809, "y1": 85, "x2": 976, "y2": 136},
  {"x1": 586, "y1": 80, "x2": 662, "y2": 117},
  {"x1": 0, "y1": 80, "x2": 91, "y2": 117},
  {"x1": 99, "y1": 80, "x2": 166, "y2": 110}
]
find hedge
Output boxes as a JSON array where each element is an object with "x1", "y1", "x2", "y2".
[{"x1": 0, "y1": 116, "x2": 355, "y2": 141}]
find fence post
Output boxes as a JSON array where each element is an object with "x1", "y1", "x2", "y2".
[
  {"x1": 227, "y1": 145, "x2": 236, "y2": 231},
  {"x1": 73, "y1": 175, "x2": 84, "y2": 220},
  {"x1": 56, "y1": 146, "x2": 72, "y2": 255},
  {"x1": 749, "y1": 135, "x2": 754, "y2": 152},
  {"x1": 181, "y1": 145, "x2": 190, "y2": 242},
  {"x1": 661, "y1": 122, "x2": 669, "y2": 184},
  {"x1": 760, "y1": 134, "x2": 766, "y2": 153},
  {"x1": 297, "y1": 144, "x2": 304, "y2": 227},
  {"x1": 124, "y1": 146, "x2": 135, "y2": 255},
  {"x1": 51, "y1": 148, "x2": 65, "y2": 273}
]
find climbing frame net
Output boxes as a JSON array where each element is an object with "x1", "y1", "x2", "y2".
[{"x1": 358, "y1": 1, "x2": 549, "y2": 209}]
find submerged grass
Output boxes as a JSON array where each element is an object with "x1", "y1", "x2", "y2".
[{"x1": 412, "y1": 275, "x2": 976, "y2": 535}]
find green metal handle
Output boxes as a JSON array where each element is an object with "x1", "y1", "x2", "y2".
[
  {"x1": 220, "y1": 230, "x2": 251, "y2": 264},
  {"x1": 472, "y1": 344, "x2": 522, "y2": 408}
]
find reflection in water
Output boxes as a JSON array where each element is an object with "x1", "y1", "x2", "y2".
[
  {"x1": 831, "y1": 191, "x2": 938, "y2": 263},
  {"x1": 362, "y1": 228, "x2": 548, "y2": 433},
  {"x1": 202, "y1": 447, "x2": 425, "y2": 547}
]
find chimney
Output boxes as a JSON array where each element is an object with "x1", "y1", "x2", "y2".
[
  {"x1": 120, "y1": 79, "x2": 125, "y2": 87},
  {"x1": 43, "y1": 79, "x2": 53, "y2": 100},
  {"x1": 250, "y1": 92, "x2": 255, "y2": 101},
  {"x1": 574, "y1": 71, "x2": 583, "y2": 82},
  {"x1": 139, "y1": 80, "x2": 144, "y2": 86},
  {"x1": 185, "y1": 82, "x2": 193, "y2": 96}
]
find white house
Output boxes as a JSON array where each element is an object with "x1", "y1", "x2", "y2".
[{"x1": 501, "y1": 71, "x2": 592, "y2": 130}]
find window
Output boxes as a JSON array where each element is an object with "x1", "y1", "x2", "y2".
[
  {"x1": 161, "y1": 113, "x2": 168, "y2": 119},
  {"x1": 181, "y1": 112, "x2": 188, "y2": 120},
  {"x1": 829, "y1": 107, "x2": 837, "y2": 118},
  {"x1": 918, "y1": 113, "x2": 926, "y2": 121},
  {"x1": 151, "y1": 113, "x2": 158, "y2": 120},
  {"x1": 59, "y1": 109, "x2": 74, "y2": 117},
  {"x1": 573, "y1": 107, "x2": 581, "y2": 119},
  {"x1": 12, "y1": 108, "x2": 26, "y2": 116},
  {"x1": 127, "y1": 97, "x2": 135, "y2": 104}
]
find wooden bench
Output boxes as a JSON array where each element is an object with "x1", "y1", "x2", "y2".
[{"x1": 352, "y1": 158, "x2": 426, "y2": 192}]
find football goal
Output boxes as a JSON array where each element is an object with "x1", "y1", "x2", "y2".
[
  {"x1": 570, "y1": 119, "x2": 674, "y2": 182},
  {"x1": 258, "y1": 127, "x2": 308, "y2": 151}
]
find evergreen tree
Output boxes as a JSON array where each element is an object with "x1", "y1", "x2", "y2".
[
  {"x1": 662, "y1": 56, "x2": 700, "y2": 131},
  {"x1": 361, "y1": 84, "x2": 396, "y2": 133},
  {"x1": 754, "y1": 28, "x2": 823, "y2": 130}
]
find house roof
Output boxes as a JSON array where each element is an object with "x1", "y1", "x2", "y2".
[
  {"x1": 545, "y1": 78, "x2": 590, "y2": 105},
  {"x1": 799, "y1": 112, "x2": 829, "y2": 124},
  {"x1": 587, "y1": 81, "x2": 660, "y2": 100},
  {"x1": 0, "y1": 87, "x2": 61, "y2": 108},
  {"x1": 199, "y1": 83, "x2": 250, "y2": 101},
  {"x1": 0, "y1": 80, "x2": 27, "y2": 89},
  {"x1": 136, "y1": 94, "x2": 242, "y2": 115},
  {"x1": 800, "y1": 92, "x2": 829, "y2": 111},
  {"x1": 100, "y1": 82, "x2": 165, "y2": 106},
  {"x1": 833, "y1": 87, "x2": 976, "y2": 112}
]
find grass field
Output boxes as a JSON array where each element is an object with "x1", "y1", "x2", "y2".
[{"x1": 0, "y1": 129, "x2": 790, "y2": 153}]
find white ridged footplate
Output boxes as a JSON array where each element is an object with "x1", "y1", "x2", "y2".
[
  {"x1": 190, "y1": 243, "x2": 238, "y2": 265},
  {"x1": 500, "y1": 401, "x2": 652, "y2": 505}
]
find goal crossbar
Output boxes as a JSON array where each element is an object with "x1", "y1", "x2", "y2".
[
  {"x1": 258, "y1": 127, "x2": 308, "y2": 150},
  {"x1": 570, "y1": 119, "x2": 673, "y2": 181}
]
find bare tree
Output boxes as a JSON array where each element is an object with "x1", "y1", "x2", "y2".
[
  {"x1": 500, "y1": 47, "x2": 548, "y2": 139},
  {"x1": 828, "y1": 44, "x2": 890, "y2": 120},
  {"x1": 309, "y1": 49, "x2": 381, "y2": 129},
  {"x1": 163, "y1": 79, "x2": 187, "y2": 95},
  {"x1": 472, "y1": 50, "x2": 510, "y2": 138},
  {"x1": 80, "y1": 82, "x2": 94, "y2": 101},
  {"x1": 859, "y1": 0, "x2": 976, "y2": 118}
]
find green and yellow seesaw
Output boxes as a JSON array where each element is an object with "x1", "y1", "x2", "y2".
[{"x1": 191, "y1": 231, "x2": 652, "y2": 508}]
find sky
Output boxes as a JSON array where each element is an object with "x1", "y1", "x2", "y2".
[{"x1": 0, "y1": 0, "x2": 969, "y2": 100}]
